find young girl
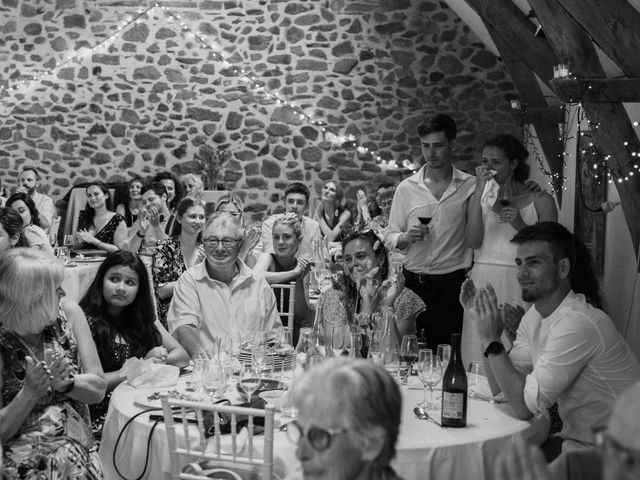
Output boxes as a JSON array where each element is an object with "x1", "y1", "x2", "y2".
[{"x1": 80, "y1": 250, "x2": 189, "y2": 436}]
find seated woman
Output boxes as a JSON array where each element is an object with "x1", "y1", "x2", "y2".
[
  {"x1": 0, "y1": 207, "x2": 30, "y2": 254},
  {"x1": 0, "y1": 248, "x2": 107, "y2": 478},
  {"x1": 152, "y1": 171, "x2": 183, "y2": 235},
  {"x1": 214, "y1": 193, "x2": 260, "y2": 267},
  {"x1": 6, "y1": 192, "x2": 54, "y2": 256},
  {"x1": 115, "y1": 176, "x2": 144, "y2": 228},
  {"x1": 77, "y1": 181, "x2": 128, "y2": 253},
  {"x1": 125, "y1": 182, "x2": 171, "y2": 261},
  {"x1": 317, "y1": 230, "x2": 425, "y2": 339},
  {"x1": 181, "y1": 173, "x2": 204, "y2": 201},
  {"x1": 152, "y1": 197, "x2": 206, "y2": 329},
  {"x1": 253, "y1": 214, "x2": 312, "y2": 343},
  {"x1": 356, "y1": 183, "x2": 396, "y2": 237},
  {"x1": 80, "y1": 250, "x2": 189, "y2": 436},
  {"x1": 314, "y1": 181, "x2": 353, "y2": 242}
]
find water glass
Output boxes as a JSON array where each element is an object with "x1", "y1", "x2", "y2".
[
  {"x1": 239, "y1": 366, "x2": 261, "y2": 404},
  {"x1": 467, "y1": 361, "x2": 487, "y2": 397},
  {"x1": 383, "y1": 348, "x2": 401, "y2": 381},
  {"x1": 190, "y1": 358, "x2": 205, "y2": 393},
  {"x1": 55, "y1": 246, "x2": 70, "y2": 264},
  {"x1": 63, "y1": 234, "x2": 75, "y2": 248},
  {"x1": 436, "y1": 344, "x2": 451, "y2": 368},
  {"x1": 202, "y1": 360, "x2": 226, "y2": 401}
]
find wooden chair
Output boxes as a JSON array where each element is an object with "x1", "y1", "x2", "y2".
[
  {"x1": 160, "y1": 393, "x2": 276, "y2": 480},
  {"x1": 271, "y1": 281, "x2": 296, "y2": 335}
]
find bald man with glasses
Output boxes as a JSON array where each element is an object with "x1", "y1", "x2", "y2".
[{"x1": 167, "y1": 212, "x2": 281, "y2": 359}]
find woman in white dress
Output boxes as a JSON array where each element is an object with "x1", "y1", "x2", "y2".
[{"x1": 462, "y1": 134, "x2": 558, "y2": 364}]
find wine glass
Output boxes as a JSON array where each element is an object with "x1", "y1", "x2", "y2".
[
  {"x1": 274, "y1": 329, "x2": 294, "y2": 385},
  {"x1": 400, "y1": 335, "x2": 419, "y2": 382},
  {"x1": 202, "y1": 360, "x2": 226, "y2": 402},
  {"x1": 189, "y1": 358, "x2": 205, "y2": 393},
  {"x1": 417, "y1": 353, "x2": 442, "y2": 410},
  {"x1": 499, "y1": 184, "x2": 513, "y2": 207},
  {"x1": 330, "y1": 325, "x2": 347, "y2": 357},
  {"x1": 252, "y1": 340, "x2": 273, "y2": 378},
  {"x1": 436, "y1": 344, "x2": 451, "y2": 369},
  {"x1": 239, "y1": 366, "x2": 261, "y2": 404},
  {"x1": 63, "y1": 234, "x2": 75, "y2": 249},
  {"x1": 383, "y1": 348, "x2": 401, "y2": 382},
  {"x1": 344, "y1": 329, "x2": 362, "y2": 360}
]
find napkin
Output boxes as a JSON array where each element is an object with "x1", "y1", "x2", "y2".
[
  {"x1": 121, "y1": 357, "x2": 179, "y2": 389},
  {"x1": 480, "y1": 177, "x2": 500, "y2": 214}
]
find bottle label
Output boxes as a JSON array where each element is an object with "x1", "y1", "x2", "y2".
[{"x1": 442, "y1": 392, "x2": 464, "y2": 419}]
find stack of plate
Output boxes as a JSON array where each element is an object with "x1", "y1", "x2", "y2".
[{"x1": 238, "y1": 350, "x2": 293, "y2": 370}]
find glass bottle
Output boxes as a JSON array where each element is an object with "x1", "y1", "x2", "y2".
[
  {"x1": 441, "y1": 333, "x2": 468, "y2": 427},
  {"x1": 379, "y1": 307, "x2": 401, "y2": 365},
  {"x1": 293, "y1": 327, "x2": 324, "y2": 371}
]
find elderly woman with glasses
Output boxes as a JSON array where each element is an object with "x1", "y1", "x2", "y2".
[
  {"x1": 284, "y1": 357, "x2": 403, "y2": 480},
  {"x1": 0, "y1": 248, "x2": 106, "y2": 478},
  {"x1": 317, "y1": 230, "x2": 425, "y2": 340}
]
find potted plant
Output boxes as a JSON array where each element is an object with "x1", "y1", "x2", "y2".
[{"x1": 196, "y1": 143, "x2": 230, "y2": 191}]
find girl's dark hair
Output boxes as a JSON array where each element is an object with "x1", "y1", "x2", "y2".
[
  {"x1": 79, "y1": 250, "x2": 161, "y2": 372},
  {"x1": 80, "y1": 181, "x2": 111, "y2": 227},
  {"x1": 152, "y1": 171, "x2": 183, "y2": 211},
  {"x1": 171, "y1": 197, "x2": 205, "y2": 238},
  {"x1": 6, "y1": 192, "x2": 42, "y2": 228},
  {"x1": 511, "y1": 221, "x2": 603, "y2": 309},
  {"x1": 482, "y1": 134, "x2": 531, "y2": 183},
  {"x1": 0, "y1": 207, "x2": 30, "y2": 248}
]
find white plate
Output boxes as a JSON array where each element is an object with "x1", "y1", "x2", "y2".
[
  {"x1": 73, "y1": 257, "x2": 104, "y2": 263},
  {"x1": 134, "y1": 390, "x2": 204, "y2": 409}
]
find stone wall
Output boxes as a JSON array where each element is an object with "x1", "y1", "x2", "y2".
[{"x1": 0, "y1": 0, "x2": 520, "y2": 216}]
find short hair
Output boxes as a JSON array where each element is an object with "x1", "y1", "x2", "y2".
[
  {"x1": 273, "y1": 213, "x2": 303, "y2": 241},
  {"x1": 215, "y1": 193, "x2": 244, "y2": 217},
  {"x1": 21, "y1": 166, "x2": 40, "y2": 180},
  {"x1": 152, "y1": 171, "x2": 183, "y2": 210},
  {"x1": 7, "y1": 192, "x2": 42, "y2": 228},
  {"x1": 292, "y1": 358, "x2": 402, "y2": 469},
  {"x1": 181, "y1": 173, "x2": 204, "y2": 188},
  {"x1": 511, "y1": 222, "x2": 602, "y2": 309},
  {"x1": 141, "y1": 182, "x2": 168, "y2": 198},
  {"x1": 284, "y1": 182, "x2": 311, "y2": 203},
  {"x1": 203, "y1": 211, "x2": 243, "y2": 239},
  {"x1": 482, "y1": 134, "x2": 530, "y2": 182},
  {"x1": 0, "y1": 207, "x2": 29, "y2": 249},
  {"x1": 417, "y1": 113, "x2": 457, "y2": 141},
  {"x1": 172, "y1": 197, "x2": 205, "y2": 237},
  {"x1": 0, "y1": 248, "x2": 64, "y2": 335}
]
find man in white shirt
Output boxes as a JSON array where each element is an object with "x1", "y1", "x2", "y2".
[
  {"x1": 385, "y1": 114, "x2": 475, "y2": 351},
  {"x1": 464, "y1": 222, "x2": 640, "y2": 452},
  {"x1": 16, "y1": 167, "x2": 56, "y2": 231},
  {"x1": 168, "y1": 212, "x2": 281, "y2": 359},
  {"x1": 261, "y1": 182, "x2": 320, "y2": 260}
]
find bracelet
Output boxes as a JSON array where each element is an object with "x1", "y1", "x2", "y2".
[{"x1": 136, "y1": 230, "x2": 146, "y2": 238}]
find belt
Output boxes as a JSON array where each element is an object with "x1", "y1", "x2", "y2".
[{"x1": 402, "y1": 267, "x2": 466, "y2": 284}]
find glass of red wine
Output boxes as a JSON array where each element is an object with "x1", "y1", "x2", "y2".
[
  {"x1": 418, "y1": 216, "x2": 432, "y2": 225},
  {"x1": 499, "y1": 184, "x2": 512, "y2": 207}
]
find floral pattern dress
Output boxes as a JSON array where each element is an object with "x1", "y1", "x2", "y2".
[
  {"x1": 151, "y1": 237, "x2": 205, "y2": 329},
  {"x1": 78, "y1": 213, "x2": 125, "y2": 248},
  {"x1": 0, "y1": 309, "x2": 103, "y2": 479}
]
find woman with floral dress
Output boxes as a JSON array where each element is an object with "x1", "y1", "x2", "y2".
[
  {"x1": 151, "y1": 197, "x2": 206, "y2": 329},
  {"x1": 0, "y1": 248, "x2": 106, "y2": 479}
]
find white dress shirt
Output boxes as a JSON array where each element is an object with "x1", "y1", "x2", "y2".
[
  {"x1": 385, "y1": 165, "x2": 475, "y2": 274},
  {"x1": 32, "y1": 191, "x2": 56, "y2": 231}
]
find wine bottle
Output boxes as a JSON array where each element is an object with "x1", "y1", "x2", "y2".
[{"x1": 441, "y1": 333, "x2": 467, "y2": 427}]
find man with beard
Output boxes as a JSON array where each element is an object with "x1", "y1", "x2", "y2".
[
  {"x1": 16, "y1": 166, "x2": 56, "y2": 231},
  {"x1": 460, "y1": 222, "x2": 640, "y2": 453}
]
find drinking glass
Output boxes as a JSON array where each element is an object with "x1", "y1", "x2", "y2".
[
  {"x1": 400, "y1": 335, "x2": 419, "y2": 381},
  {"x1": 239, "y1": 366, "x2": 261, "y2": 404},
  {"x1": 56, "y1": 246, "x2": 70, "y2": 265},
  {"x1": 436, "y1": 344, "x2": 451, "y2": 368},
  {"x1": 499, "y1": 183, "x2": 513, "y2": 207},
  {"x1": 383, "y1": 348, "x2": 401, "y2": 381},
  {"x1": 202, "y1": 360, "x2": 226, "y2": 402},
  {"x1": 63, "y1": 234, "x2": 75, "y2": 248},
  {"x1": 190, "y1": 358, "x2": 205, "y2": 393},
  {"x1": 252, "y1": 341, "x2": 273, "y2": 378},
  {"x1": 330, "y1": 325, "x2": 347, "y2": 357},
  {"x1": 467, "y1": 361, "x2": 487, "y2": 397},
  {"x1": 274, "y1": 329, "x2": 294, "y2": 384},
  {"x1": 417, "y1": 353, "x2": 442, "y2": 409},
  {"x1": 344, "y1": 330, "x2": 362, "y2": 359}
]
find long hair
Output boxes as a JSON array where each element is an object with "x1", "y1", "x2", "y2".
[
  {"x1": 152, "y1": 171, "x2": 183, "y2": 211},
  {"x1": 80, "y1": 181, "x2": 111, "y2": 227},
  {"x1": 171, "y1": 197, "x2": 205, "y2": 238},
  {"x1": 0, "y1": 207, "x2": 29, "y2": 249},
  {"x1": 6, "y1": 192, "x2": 42, "y2": 228},
  {"x1": 79, "y1": 250, "x2": 161, "y2": 371},
  {"x1": 482, "y1": 133, "x2": 530, "y2": 183},
  {"x1": 511, "y1": 222, "x2": 603, "y2": 309},
  {"x1": 0, "y1": 248, "x2": 64, "y2": 336}
]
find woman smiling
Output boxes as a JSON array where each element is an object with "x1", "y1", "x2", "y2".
[
  {"x1": 77, "y1": 181, "x2": 128, "y2": 253},
  {"x1": 6, "y1": 192, "x2": 54, "y2": 256}
]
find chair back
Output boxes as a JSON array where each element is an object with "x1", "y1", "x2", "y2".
[
  {"x1": 160, "y1": 394, "x2": 276, "y2": 480},
  {"x1": 271, "y1": 281, "x2": 296, "y2": 334}
]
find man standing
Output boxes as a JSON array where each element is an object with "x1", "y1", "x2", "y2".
[
  {"x1": 385, "y1": 113, "x2": 475, "y2": 351},
  {"x1": 464, "y1": 222, "x2": 640, "y2": 452},
  {"x1": 168, "y1": 212, "x2": 281, "y2": 359},
  {"x1": 16, "y1": 167, "x2": 56, "y2": 231},
  {"x1": 261, "y1": 182, "x2": 320, "y2": 260}
]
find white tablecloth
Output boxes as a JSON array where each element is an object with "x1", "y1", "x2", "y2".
[
  {"x1": 99, "y1": 376, "x2": 548, "y2": 480},
  {"x1": 62, "y1": 262, "x2": 102, "y2": 303}
]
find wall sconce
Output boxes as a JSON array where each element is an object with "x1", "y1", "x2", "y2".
[
  {"x1": 554, "y1": 64, "x2": 570, "y2": 78},
  {"x1": 510, "y1": 99, "x2": 522, "y2": 110}
]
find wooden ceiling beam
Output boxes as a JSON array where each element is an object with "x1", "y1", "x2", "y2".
[
  {"x1": 551, "y1": 77, "x2": 640, "y2": 103},
  {"x1": 529, "y1": 0, "x2": 640, "y2": 252},
  {"x1": 556, "y1": 0, "x2": 640, "y2": 77},
  {"x1": 463, "y1": 0, "x2": 557, "y2": 85}
]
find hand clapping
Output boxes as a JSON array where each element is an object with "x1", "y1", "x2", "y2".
[
  {"x1": 145, "y1": 346, "x2": 169, "y2": 363},
  {"x1": 23, "y1": 356, "x2": 52, "y2": 399}
]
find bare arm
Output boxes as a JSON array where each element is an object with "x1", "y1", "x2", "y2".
[
  {"x1": 319, "y1": 210, "x2": 352, "y2": 242},
  {"x1": 156, "y1": 321, "x2": 189, "y2": 368},
  {"x1": 534, "y1": 191, "x2": 558, "y2": 222},
  {"x1": 253, "y1": 252, "x2": 309, "y2": 284},
  {"x1": 465, "y1": 192, "x2": 485, "y2": 249},
  {"x1": 174, "y1": 324, "x2": 209, "y2": 360}
]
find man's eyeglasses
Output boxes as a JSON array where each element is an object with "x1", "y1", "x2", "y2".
[
  {"x1": 203, "y1": 237, "x2": 240, "y2": 248},
  {"x1": 283, "y1": 420, "x2": 348, "y2": 452}
]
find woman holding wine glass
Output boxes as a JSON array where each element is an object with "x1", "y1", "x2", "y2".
[{"x1": 463, "y1": 134, "x2": 558, "y2": 364}]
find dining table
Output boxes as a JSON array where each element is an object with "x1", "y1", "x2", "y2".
[
  {"x1": 62, "y1": 259, "x2": 103, "y2": 302},
  {"x1": 98, "y1": 369, "x2": 549, "y2": 480}
]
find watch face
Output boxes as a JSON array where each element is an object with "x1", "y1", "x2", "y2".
[{"x1": 484, "y1": 341, "x2": 505, "y2": 357}]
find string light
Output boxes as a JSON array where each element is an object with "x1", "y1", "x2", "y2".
[{"x1": 0, "y1": 3, "x2": 408, "y2": 171}]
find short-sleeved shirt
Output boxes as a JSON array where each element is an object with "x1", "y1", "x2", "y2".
[
  {"x1": 385, "y1": 165, "x2": 475, "y2": 274},
  {"x1": 510, "y1": 291, "x2": 640, "y2": 447},
  {"x1": 167, "y1": 259, "x2": 281, "y2": 352}
]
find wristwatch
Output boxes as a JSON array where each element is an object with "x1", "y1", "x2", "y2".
[{"x1": 483, "y1": 341, "x2": 505, "y2": 358}]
